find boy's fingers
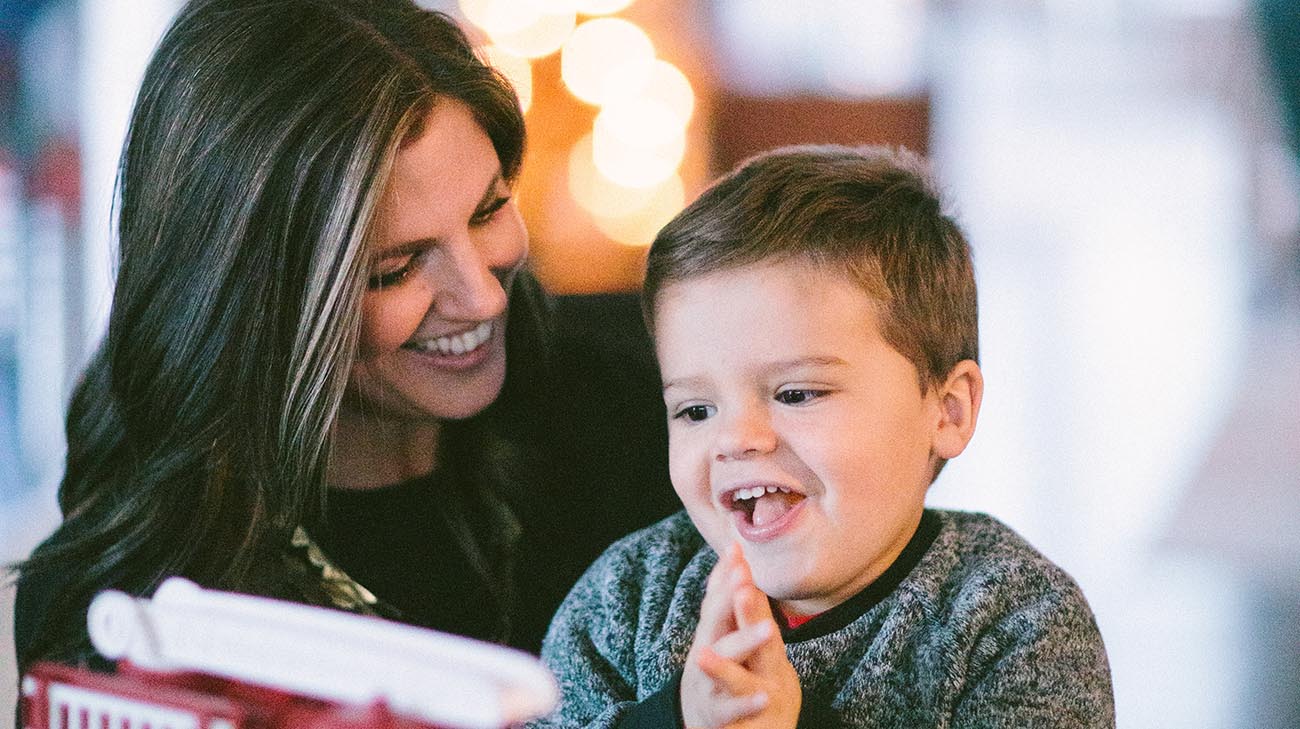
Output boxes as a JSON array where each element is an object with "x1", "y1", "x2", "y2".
[
  {"x1": 730, "y1": 545, "x2": 756, "y2": 587},
  {"x1": 732, "y1": 581, "x2": 775, "y2": 630},
  {"x1": 710, "y1": 691, "x2": 769, "y2": 726},
  {"x1": 695, "y1": 644, "x2": 758, "y2": 695},
  {"x1": 749, "y1": 618, "x2": 794, "y2": 677},
  {"x1": 697, "y1": 544, "x2": 743, "y2": 642},
  {"x1": 710, "y1": 622, "x2": 772, "y2": 663},
  {"x1": 729, "y1": 586, "x2": 795, "y2": 676}
]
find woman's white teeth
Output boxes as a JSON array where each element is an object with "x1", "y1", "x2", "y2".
[
  {"x1": 414, "y1": 321, "x2": 492, "y2": 355},
  {"x1": 732, "y1": 485, "x2": 792, "y2": 503}
]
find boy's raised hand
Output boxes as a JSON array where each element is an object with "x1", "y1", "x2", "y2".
[{"x1": 680, "y1": 544, "x2": 801, "y2": 729}]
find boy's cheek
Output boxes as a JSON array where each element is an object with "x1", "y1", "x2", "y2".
[
  {"x1": 685, "y1": 506, "x2": 733, "y2": 556},
  {"x1": 669, "y1": 459, "x2": 732, "y2": 554}
]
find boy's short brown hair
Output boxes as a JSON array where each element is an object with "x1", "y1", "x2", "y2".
[{"x1": 644, "y1": 144, "x2": 977, "y2": 390}]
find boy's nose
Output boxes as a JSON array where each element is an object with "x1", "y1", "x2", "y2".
[{"x1": 713, "y1": 407, "x2": 777, "y2": 461}]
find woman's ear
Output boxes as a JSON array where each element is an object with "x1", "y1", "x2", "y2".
[{"x1": 932, "y1": 359, "x2": 984, "y2": 460}]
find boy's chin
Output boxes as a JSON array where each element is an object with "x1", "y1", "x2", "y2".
[
  {"x1": 745, "y1": 560, "x2": 835, "y2": 613},
  {"x1": 688, "y1": 513, "x2": 735, "y2": 557}
]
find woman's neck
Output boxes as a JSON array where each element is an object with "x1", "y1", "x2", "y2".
[{"x1": 328, "y1": 411, "x2": 441, "y2": 490}]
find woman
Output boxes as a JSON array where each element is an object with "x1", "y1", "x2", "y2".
[{"x1": 12, "y1": 0, "x2": 676, "y2": 671}]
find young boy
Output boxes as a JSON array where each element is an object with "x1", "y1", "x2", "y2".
[{"x1": 536, "y1": 146, "x2": 1114, "y2": 728}]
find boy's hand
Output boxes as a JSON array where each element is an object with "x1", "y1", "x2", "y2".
[{"x1": 680, "y1": 544, "x2": 801, "y2": 729}]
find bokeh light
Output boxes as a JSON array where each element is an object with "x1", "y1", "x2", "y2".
[
  {"x1": 592, "y1": 109, "x2": 685, "y2": 188},
  {"x1": 560, "y1": 18, "x2": 655, "y2": 106},
  {"x1": 490, "y1": 8, "x2": 576, "y2": 58},
  {"x1": 481, "y1": 45, "x2": 533, "y2": 113},
  {"x1": 568, "y1": 134, "x2": 659, "y2": 218},
  {"x1": 594, "y1": 97, "x2": 680, "y2": 148},
  {"x1": 591, "y1": 174, "x2": 684, "y2": 247},
  {"x1": 643, "y1": 59, "x2": 695, "y2": 125},
  {"x1": 573, "y1": 0, "x2": 636, "y2": 14},
  {"x1": 457, "y1": 0, "x2": 540, "y2": 37}
]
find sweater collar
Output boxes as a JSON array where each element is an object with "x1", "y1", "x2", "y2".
[{"x1": 777, "y1": 509, "x2": 942, "y2": 642}]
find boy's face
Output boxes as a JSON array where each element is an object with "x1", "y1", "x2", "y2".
[{"x1": 656, "y1": 260, "x2": 945, "y2": 617}]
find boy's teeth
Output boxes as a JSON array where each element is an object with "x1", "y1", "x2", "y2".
[
  {"x1": 414, "y1": 321, "x2": 493, "y2": 355},
  {"x1": 732, "y1": 485, "x2": 792, "y2": 503}
]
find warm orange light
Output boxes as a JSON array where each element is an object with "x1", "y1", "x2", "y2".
[
  {"x1": 560, "y1": 18, "x2": 654, "y2": 106},
  {"x1": 481, "y1": 45, "x2": 533, "y2": 113},
  {"x1": 591, "y1": 174, "x2": 685, "y2": 247}
]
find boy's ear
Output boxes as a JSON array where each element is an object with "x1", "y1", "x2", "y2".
[{"x1": 931, "y1": 359, "x2": 983, "y2": 460}]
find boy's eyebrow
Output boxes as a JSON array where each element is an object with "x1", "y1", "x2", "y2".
[
  {"x1": 661, "y1": 356, "x2": 849, "y2": 392},
  {"x1": 765, "y1": 355, "x2": 849, "y2": 372},
  {"x1": 662, "y1": 375, "x2": 707, "y2": 393}
]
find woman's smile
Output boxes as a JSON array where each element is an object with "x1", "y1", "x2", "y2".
[{"x1": 399, "y1": 318, "x2": 499, "y2": 370}]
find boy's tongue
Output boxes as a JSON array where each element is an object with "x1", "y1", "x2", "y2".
[{"x1": 750, "y1": 491, "x2": 802, "y2": 527}]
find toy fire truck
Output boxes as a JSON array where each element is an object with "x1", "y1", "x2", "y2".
[{"x1": 19, "y1": 578, "x2": 558, "y2": 729}]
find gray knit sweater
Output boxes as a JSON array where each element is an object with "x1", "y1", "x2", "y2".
[{"x1": 534, "y1": 509, "x2": 1114, "y2": 728}]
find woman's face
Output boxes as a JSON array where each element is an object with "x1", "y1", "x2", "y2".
[{"x1": 348, "y1": 100, "x2": 527, "y2": 423}]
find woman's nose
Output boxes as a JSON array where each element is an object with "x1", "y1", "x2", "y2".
[
  {"x1": 434, "y1": 228, "x2": 527, "y2": 321},
  {"x1": 713, "y1": 405, "x2": 778, "y2": 461}
]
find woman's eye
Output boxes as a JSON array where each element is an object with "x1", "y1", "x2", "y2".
[
  {"x1": 775, "y1": 389, "x2": 825, "y2": 405},
  {"x1": 368, "y1": 254, "x2": 418, "y2": 290},
  {"x1": 470, "y1": 195, "x2": 510, "y2": 226},
  {"x1": 673, "y1": 404, "x2": 715, "y2": 422}
]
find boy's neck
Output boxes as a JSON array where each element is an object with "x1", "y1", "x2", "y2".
[{"x1": 771, "y1": 510, "x2": 941, "y2": 640}]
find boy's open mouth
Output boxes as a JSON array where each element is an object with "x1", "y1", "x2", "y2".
[{"x1": 726, "y1": 485, "x2": 805, "y2": 528}]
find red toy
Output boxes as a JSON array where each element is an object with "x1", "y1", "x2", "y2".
[{"x1": 19, "y1": 579, "x2": 558, "y2": 729}]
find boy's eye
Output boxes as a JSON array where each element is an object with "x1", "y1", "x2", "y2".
[
  {"x1": 673, "y1": 404, "x2": 716, "y2": 422},
  {"x1": 470, "y1": 195, "x2": 511, "y2": 226},
  {"x1": 774, "y1": 388, "x2": 826, "y2": 405}
]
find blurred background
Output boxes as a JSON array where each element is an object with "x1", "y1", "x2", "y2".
[{"x1": 1, "y1": 0, "x2": 1298, "y2": 726}]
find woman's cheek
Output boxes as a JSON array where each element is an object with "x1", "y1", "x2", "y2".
[{"x1": 358, "y1": 290, "x2": 427, "y2": 358}]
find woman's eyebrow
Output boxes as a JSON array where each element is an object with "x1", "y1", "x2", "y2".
[
  {"x1": 374, "y1": 239, "x2": 431, "y2": 259},
  {"x1": 475, "y1": 172, "x2": 506, "y2": 208}
]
